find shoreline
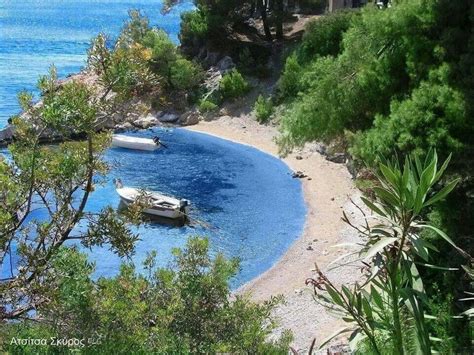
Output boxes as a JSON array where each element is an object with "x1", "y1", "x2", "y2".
[{"x1": 186, "y1": 115, "x2": 363, "y2": 351}]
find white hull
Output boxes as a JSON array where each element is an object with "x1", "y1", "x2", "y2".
[
  {"x1": 112, "y1": 135, "x2": 159, "y2": 151},
  {"x1": 116, "y1": 187, "x2": 189, "y2": 219}
]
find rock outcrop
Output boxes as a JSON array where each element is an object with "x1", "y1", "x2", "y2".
[{"x1": 0, "y1": 125, "x2": 14, "y2": 146}]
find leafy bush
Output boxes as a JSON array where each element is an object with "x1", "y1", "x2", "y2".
[
  {"x1": 278, "y1": 2, "x2": 438, "y2": 150},
  {"x1": 169, "y1": 58, "x2": 203, "y2": 90},
  {"x1": 142, "y1": 29, "x2": 178, "y2": 75},
  {"x1": 199, "y1": 99, "x2": 218, "y2": 112},
  {"x1": 278, "y1": 53, "x2": 303, "y2": 99},
  {"x1": 238, "y1": 47, "x2": 256, "y2": 71},
  {"x1": 88, "y1": 12, "x2": 205, "y2": 99},
  {"x1": 180, "y1": 9, "x2": 208, "y2": 46},
  {"x1": 219, "y1": 69, "x2": 250, "y2": 99},
  {"x1": 3, "y1": 239, "x2": 292, "y2": 353},
  {"x1": 351, "y1": 65, "x2": 466, "y2": 162},
  {"x1": 105, "y1": 47, "x2": 160, "y2": 99},
  {"x1": 254, "y1": 94, "x2": 274, "y2": 123},
  {"x1": 118, "y1": 9, "x2": 151, "y2": 46},
  {"x1": 307, "y1": 152, "x2": 468, "y2": 354},
  {"x1": 298, "y1": 10, "x2": 356, "y2": 63}
]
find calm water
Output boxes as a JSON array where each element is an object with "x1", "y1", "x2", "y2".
[
  {"x1": 0, "y1": 0, "x2": 194, "y2": 127},
  {"x1": 1, "y1": 128, "x2": 306, "y2": 286},
  {"x1": 0, "y1": 1, "x2": 307, "y2": 287}
]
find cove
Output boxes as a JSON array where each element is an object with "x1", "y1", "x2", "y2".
[
  {"x1": 1, "y1": 128, "x2": 306, "y2": 288},
  {"x1": 82, "y1": 128, "x2": 307, "y2": 287}
]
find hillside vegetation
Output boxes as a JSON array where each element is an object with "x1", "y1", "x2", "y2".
[
  {"x1": 1, "y1": 0, "x2": 473, "y2": 353},
  {"x1": 277, "y1": 1, "x2": 473, "y2": 352}
]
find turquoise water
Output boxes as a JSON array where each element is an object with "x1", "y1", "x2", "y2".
[
  {"x1": 0, "y1": 0, "x2": 194, "y2": 127},
  {"x1": 0, "y1": 1, "x2": 307, "y2": 287}
]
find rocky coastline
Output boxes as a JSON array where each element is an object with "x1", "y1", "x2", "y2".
[{"x1": 0, "y1": 52, "x2": 239, "y2": 148}]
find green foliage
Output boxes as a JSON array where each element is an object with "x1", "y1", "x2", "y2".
[
  {"x1": 298, "y1": 10, "x2": 357, "y2": 63},
  {"x1": 277, "y1": 4, "x2": 474, "y2": 351},
  {"x1": 88, "y1": 11, "x2": 205, "y2": 101},
  {"x1": 278, "y1": 0, "x2": 440, "y2": 150},
  {"x1": 40, "y1": 68, "x2": 97, "y2": 134},
  {"x1": 118, "y1": 9, "x2": 151, "y2": 46},
  {"x1": 426, "y1": 287, "x2": 457, "y2": 354},
  {"x1": 180, "y1": 9, "x2": 209, "y2": 45},
  {"x1": 254, "y1": 94, "x2": 274, "y2": 123},
  {"x1": 219, "y1": 69, "x2": 249, "y2": 99},
  {"x1": 0, "y1": 67, "x2": 141, "y2": 323},
  {"x1": 89, "y1": 33, "x2": 161, "y2": 101},
  {"x1": 2, "y1": 238, "x2": 291, "y2": 353},
  {"x1": 351, "y1": 64, "x2": 466, "y2": 162},
  {"x1": 308, "y1": 151, "x2": 469, "y2": 354},
  {"x1": 278, "y1": 54, "x2": 303, "y2": 99},
  {"x1": 142, "y1": 29, "x2": 178, "y2": 73},
  {"x1": 169, "y1": 58, "x2": 203, "y2": 90},
  {"x1": 198, "y1": 99, "x2": 218, "y2": 112}
]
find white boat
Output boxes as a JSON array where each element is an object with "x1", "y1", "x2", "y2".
[
  {"x1": 112, "y1": 134, "x2": 165, "y2": 151},
  {"x1": 115, "y1": 181, "x2": 189, "y2": 219}
]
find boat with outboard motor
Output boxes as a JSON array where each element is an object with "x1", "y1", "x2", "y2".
[
  {"x1": 111, "y1": 134, "x2": 166, "y2": 151},
  {"x1": 114, "y1": 179, "x2": 189, "y2": 219}
]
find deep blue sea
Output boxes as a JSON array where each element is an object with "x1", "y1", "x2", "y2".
[
  {"x1": 0, "y1": 1, "x2": 307, "y2": 287},
  {"x1": 0, "y1": 0, "x2": 194, "y2": 127}
]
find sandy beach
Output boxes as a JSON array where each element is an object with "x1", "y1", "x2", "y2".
[{"x1": 186, "y1": 114, "x2": 364, "y2": 351}]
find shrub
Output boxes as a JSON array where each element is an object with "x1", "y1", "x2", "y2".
[
  {"x1": 3, "y1": 239, "x2": 292, "y2": 354},
  {"x1": 254, "y1": 94, "x2": 274, "y2": 123},
  {"x1": 307, "y1": 152, "x2": 467, "y2": 354},
  {"x1": 180, "y1": 10, "x2": 208, "y2": 46},
  {"x1": 199, "y1": 99, "x2": 218, "y2": 112},
  {"x1": 351, "y1": 65, "x2": 466, "y2": 163},
  {"x1": 278, "y1": 54, "x2": 303, "y2": 99},
  {"x1": 238, "y1": 47, "x2": 256, "y2": 71},
  {"x1": 298, "y1": 10, "x2": 357, "y2": 63},
  {"x1": 169, "y1": 57, "x2": 203, "y2": 90},
  {"x1": 142, "y1": 29, "x2": 177, "y2": 75},
  {"x1": 219, "y1": 69, "x2": 249, "y2": 99},
  {"x1": 102, "y1": 47, "x2": 160, "y2": 100},
  {"x1": 118, "y1": 9, "x2": 151, "y2": 46}
]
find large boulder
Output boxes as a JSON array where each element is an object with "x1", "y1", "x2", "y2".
[
  {"x1": 216, "y1": 56, "x2": 235, "y2": 73},
  {"x1": 179, "y1": 110, "x2": 201, "y2": 126},
  {"x1": 326, "y1": 152, "x2": 346, "y2": 164},
  {"x1": 114, "y1": 122, "x2": 135, "y2": 133},
  {"x1": 0, "y1": 125, "x2": 14, "y2": 141},
  {"x1": 133, "y1": 114, "x2": 159, "y2": 129},
  {"x1": 203, "y1": 51, "x2": 220, "y2": 68},
  {"x1": 158, "y1": 112, "x2": 180, "y2": 123},
  {"x1": 98, "y1": 116, "x2": 117, "y2": 130}
]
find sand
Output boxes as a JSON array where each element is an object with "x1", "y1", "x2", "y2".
[{"x1": 185, "y1": 114, "x2": 364, "y2": 352}]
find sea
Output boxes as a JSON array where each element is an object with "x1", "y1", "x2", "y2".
[{"x1": 0, "y1": 0, "x2": 307, "y2": 287}]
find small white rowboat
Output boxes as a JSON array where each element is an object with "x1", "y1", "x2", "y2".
[
  {"x1": 112, "y1": 134, "x2": 162, "y2": 151},
  {"x1": 116, "y1": 184, "x2": 190, "y2": 219}
]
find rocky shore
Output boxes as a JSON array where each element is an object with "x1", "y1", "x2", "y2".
[{"x1": 0, "y1": 54, "x2": 239, "y2": 147}]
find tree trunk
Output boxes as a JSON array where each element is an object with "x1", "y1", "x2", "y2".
[
  {"x1": 275, "y1": 0, "x2": 284, "y2": 40},
  {"x1": 259, "y1": 0, "x2": 273, "y2": 41}
]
